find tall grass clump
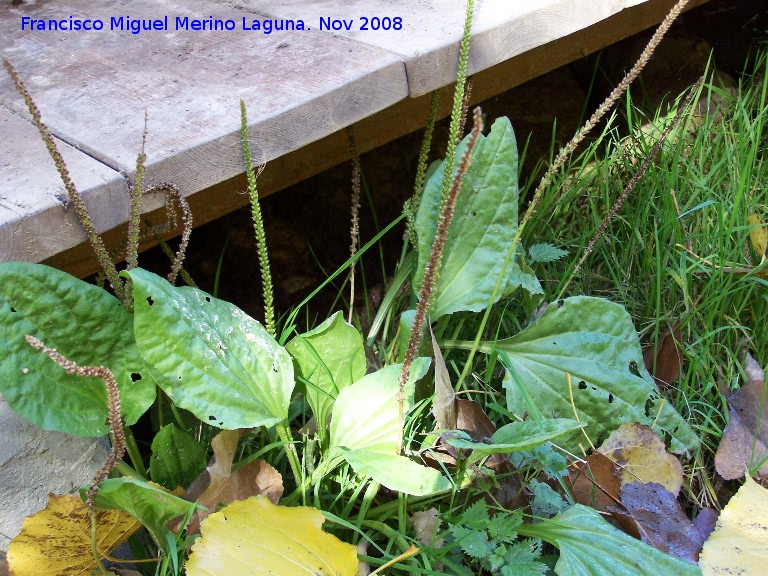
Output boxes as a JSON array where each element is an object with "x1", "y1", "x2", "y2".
[{"x1": 522, "y1": 51, "x2": 768, "y2": 508}]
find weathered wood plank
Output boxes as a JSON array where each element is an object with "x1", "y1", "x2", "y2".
[
  {"x1": 40, "y1": 0, "x2": 711, "y2": 279},
  {"x1": 0, "y1": 106, "x2": 127, "y2": 264},
  {"x1": 0, "y1": 0, "x2": 407, "y2": 264},
  {"x1": 235, "y1": 0, "x2": 656, "y2": 97}
]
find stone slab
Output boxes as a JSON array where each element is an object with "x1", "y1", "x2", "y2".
[
  {"x1": 0, "y1": 0, "x2": 407, "y2": 263},
  {"x1": 0, "y1": 394, "x2": 109, "y2": 552},
  {"x1": 237, "y1": 0, "x2": 651, "y2": 96},
  {"x1": 0, "y1": 105, "x2": 127, "y2": 264}
]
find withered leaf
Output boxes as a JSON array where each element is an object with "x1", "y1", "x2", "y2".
[
  {"x1": 643, "y1": 324, "x2": 682, "y2": 389},
  {"x1": 714, "y1": 377, "x2": 768, "y2": 480},
  {"x1": 183, "y1": 429, "x2": 283, "y2": 534},
  {"x1": 7, "y1": 494, "x2": 140, "y2": 576},
  {"x1": 748, "y1": 214, "x2": 768, "y2": 259},
  {"x1": 411, "y1": 508, "x2": 443, "y2": 548},
  {"x1": 430, "y1": 325, "x2": 456, "y2": 431},
  {"x1": 566, "y1": 452, "x2": 621, "y2": 510},
  {"x1": 599, "y1": 422, "x2": 684, "y2": 496},
  {"x1": 608, "y1": 482, "x2": 704, "y2": 563},
  {"x1": 456, "y1": 399, "x2": 507, "y2": 471}
]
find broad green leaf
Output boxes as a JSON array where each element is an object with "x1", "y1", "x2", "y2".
[
  {"x1": 520, "y1": 505, "x2": 701, "y2": 576},
  {"x1": 89, "y1": 477, "x2": 198, "y2": 551},
  {"x1": 491, "y1": 296, "x2": 697, "y2": 455},
  {"x1": 447, "y1": 418, "x2": 585, "y2": 466},
  {"x1": 149, "y1": 424, "x2": 208, "y2": 490},
  {"x1": 6, "y1": 493, "x2": 140, "y2": 576},
  {"x1": 414, "y1": 117, "x2": 519, "y2": 318},
  {"x1": 0, "y1": 262, "x2": 155, "y2": 436},
  {"x1": 329, "y1": 358, "x2": 431, "y2": 456},
  {"x1": 342, "y1": 449, "x2": 451, "y2": 496},
  {"x1": 187, "y1": 496, "x2": 358, "y2": 576},
  {"x1": 286, "y1": 312, "x2": 366, "y2": 434},
  {"x1": 125, "y1": 268, "x2": 294, "y2": 429}
]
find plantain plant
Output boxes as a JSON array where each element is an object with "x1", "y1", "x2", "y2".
[{"x1": 0, "y1": 0, "x2": 707, "y2": 574}]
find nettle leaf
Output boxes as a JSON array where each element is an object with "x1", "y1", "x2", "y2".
[
  {"x1": 286, "y1": 311, "x2": 366, "y2": 434},
  {"x1": 125, "y1": 268, "x2": 294, "y2": 430},
  {"x1": 149, "y1": 423, "x2": 208, "y2": 490},
  {"x1": 520, "y1": 505, "x2": 701, "y2": 576},
  {"x1": 493, "y1": 296, "x2": 698, "y2": 456},
  {"x1": 0, "y1": 262, "x2": 155, "y2": 436},
  {"x1": 414, "y1": 116, "x2": 519, "y2": 319},
  {"x1": 528, "y1": 243, "x2": 568, "y2": 263}
]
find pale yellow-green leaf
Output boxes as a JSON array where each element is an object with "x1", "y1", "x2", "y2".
[
  {"x1": 700, "y1": 475, "x2": 768, "y2": 575},
  {"x1": 186, "y1": 495, "x2": 358, "y2": 576},
  {"x1": 748, "y1": 215, "x2": 768, "y2": 259},
  {"x1": 7, "y1": 493, "x2": 140, "y2": 576}
]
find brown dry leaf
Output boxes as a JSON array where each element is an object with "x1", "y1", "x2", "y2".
[
  {"x1": 423, "y1": 399, "x2": 501, "y2": 469},
  {"x1": 455, "y1": 399, "x2": 508, "y2": 471},
  {"x1": 599, "y1": 422, "x2": 684, "y2": 496},
  {"x1": 714, "y1": 378, "x2": 768, "y2": 480},
  {"x1": 748, "y1": 214, "x2": 768, "y2": 260},
  {"x1": 643, "y1": 324, "x2": 683, "y2": 389},
  {"x1": 743, "y1": 351, "x2": 765, "y2": 384},
  {"x1": 184, "y1": 429, "x2": 283, "y2": 534},
  {"x1": 412, "y1": 508, "x2": 443, "y2": 548},
  {"x1": 608, "y1": 481, "x2": 705, "y2": 563},
  {"x1": 694, "y1": 508, "x2": 720, "y2": 543},
  {"x1": 186, "y1": 458, "x2": 283, "y2": 534},
  {"x1": 566, "y1": 452, "x2": 621, "y2": 510},
  {"x1": 355, "y1": 540, "x2": 370, "y2": 576},
  {"x1": 699, "y1": 475, "x2": 768, "y2": 575},
  {"x1": 7, "y1": 493, "x2": 140, "y2": 576},
  {"x1": 430, "y1": 325, "x2": 456, "y2": 431}
]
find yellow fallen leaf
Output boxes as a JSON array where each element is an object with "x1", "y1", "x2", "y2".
[
  {"x1": 599, "y1": 422, "x2": 683, "y2": 496},
  {"x1": 700, "y1": 475, "x2": 768, "y2": 575},
  {"x1": 186, "y1": 495, "x2": 358, "y2": 576},
  {"x1": 748, "y1": 215, "x2": 768, "y2": 260},
  {"x1": 7, "y1": 493, "x2": 141, "y2": 576}
]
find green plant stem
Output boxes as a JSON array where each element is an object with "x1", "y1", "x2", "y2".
[
  {"x1": 123, "y1": 425, "x2": 147, "y2": 478},
  {"x1": 275, "y1": 420, "x2": 302, "y2": 493},
  {"x1": 90, "y1": 510, "x2": 110, "y2": 576}
]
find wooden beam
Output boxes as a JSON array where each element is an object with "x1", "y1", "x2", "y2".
[{"x1": 43, "y1": 0, "x2": 709, "y2": 278}]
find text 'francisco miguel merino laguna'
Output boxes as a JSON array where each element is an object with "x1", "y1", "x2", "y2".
[{"x1": 20, "y1": 16, "x2": 310, "y2": 34}]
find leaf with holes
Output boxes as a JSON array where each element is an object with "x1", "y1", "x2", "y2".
[
  {"x1": 125, "y1": 268, "x2": 294, "y2": 430},
  {"x1": 487, "y1": 297, "x2": 698, "y2": 455},
  {"x1": 413, "y1": 117, "x2": 519, "y2": 318},
  {"x1": 0, "y1": 262, "x2": 155, "y2": 436}
]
